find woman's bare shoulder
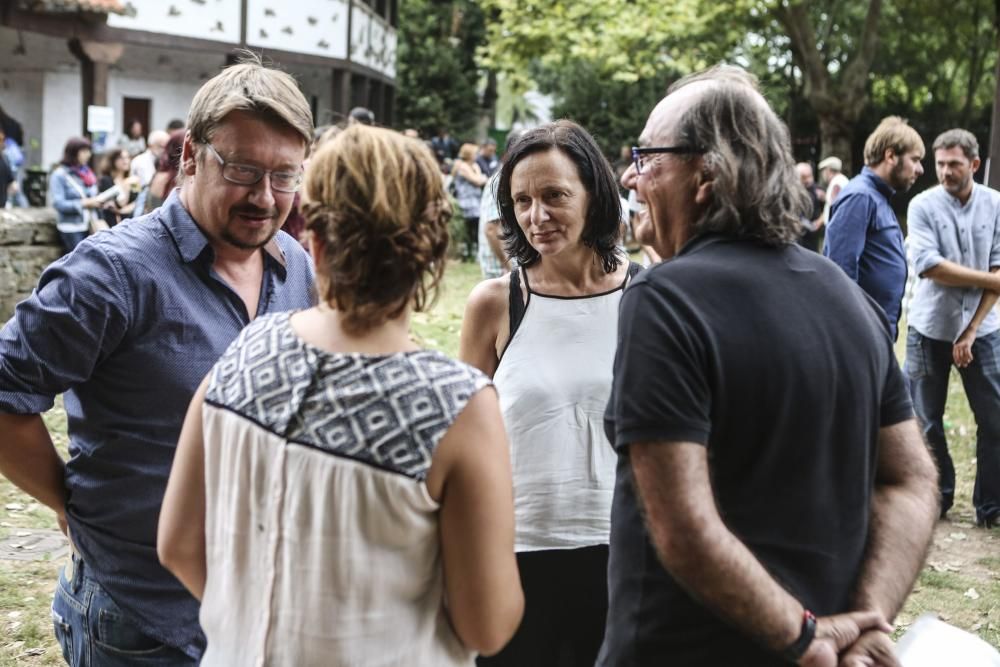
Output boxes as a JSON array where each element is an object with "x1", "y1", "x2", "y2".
[{"x1": 465, "y1": 274, "x2": 510, "y2": 319}]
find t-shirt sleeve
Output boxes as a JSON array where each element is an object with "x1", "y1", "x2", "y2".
[
  {"x1": 0, "y1": 239, "x2": 130, "y2": 413},
  {"x1": 606, "y1": 280, "x2": 711, "y2": 450},
  {"x1": 879, "y1": 352, "x2": 913, "y2": 427}
]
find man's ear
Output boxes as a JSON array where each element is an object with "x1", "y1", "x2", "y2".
[
  {"x1": 181, "y1": 132, "x2": 198, "y2": 176},
  {"x1": 884, "y1": 148, "x2": 897, "y2": 166},
  {"x1": 694, "y1": 163, "x2": 715, "y2": 206},
  {"x1": 971, "y1": 156, "x2": 982, "y2": 173}
]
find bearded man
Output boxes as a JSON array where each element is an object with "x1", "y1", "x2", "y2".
[{"x1": 824, "y1": 116, "x2": 925, "y2": 340}]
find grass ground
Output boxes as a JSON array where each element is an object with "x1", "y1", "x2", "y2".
[{"x1": 0, "y1": 258, "x2": 997, "y2": 664}]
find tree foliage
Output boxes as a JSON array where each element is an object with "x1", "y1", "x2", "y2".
[
  {"x1": 395, "y1": 0, "x2": 486, "y2": 138},
  {"x1": 533, "y1": 61, "x2": 676, "y2": 158},
  {"x1": 474, "y1": 0, "x2": 998, "y2": 168}
]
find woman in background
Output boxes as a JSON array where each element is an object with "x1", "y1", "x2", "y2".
[
  {"x1": 159, "y1": 125, "x2": 523, "y2": 666},
  {"x1": 460, "y1": 120, "x2": 640, "y2": 667},
  {"x1": 96, "y1": 148, "x2": 139, "y2": 227},
  {"x1": 50, "y1": 137, "x2": 103, "y2": 253},
  {"x1": 451, "y1": 142, "x2": 487, "y2": 260},
  {"x1": 119, "y1": 119, "x2": 146, "y2": 157}
]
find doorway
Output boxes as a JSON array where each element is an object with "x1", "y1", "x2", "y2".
[{"x1": 122, "y1": 97, "x2": 151, "y2": 141}]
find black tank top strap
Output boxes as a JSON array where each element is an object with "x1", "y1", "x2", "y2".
[
  {"x1": 624, "y1": 261, "x2": 643, "y2": 285},
  {"x1": 508, "y1": 267, "x2": 528, "y2": 340}
]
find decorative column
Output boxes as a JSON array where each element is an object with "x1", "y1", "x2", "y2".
[{"x1": 68, "y1": 38, "x2": 124, "y2": 136}]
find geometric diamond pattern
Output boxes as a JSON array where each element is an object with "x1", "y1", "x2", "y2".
[{"x1": 205, "y1": 311, "x2": 490, "y2": 481}]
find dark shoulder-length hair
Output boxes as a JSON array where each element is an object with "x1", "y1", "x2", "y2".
[
  {"x1": 496, "y1": 120, "x2": 623, "y2": 273},
  {"x1": 61, "y1": 137, "x2": 92, "y2": 167},
  {"x1": 669, "y1": 66, "x2": 808, "y2": 246}
]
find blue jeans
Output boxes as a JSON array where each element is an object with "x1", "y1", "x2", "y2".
[
  {"x1": 906, "y1": 328, "x2": 1000, "y2": 523},
  {"x1": 58, "y1": 230, "x2": 87, "y2": 254},
  {"x1": 51, "y1": 554, "x2": 197, "y2": 667}
]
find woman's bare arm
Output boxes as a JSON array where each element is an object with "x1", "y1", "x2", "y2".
[
  {"x1": 458, "y1": 278, "x2": 508, "y2": 378},
  {"x1": 428, "y1": 388, "x2": 523, "y2": 655},
  {"x1": 157, "y1": 376, "x2": 209, "y2": 600}
]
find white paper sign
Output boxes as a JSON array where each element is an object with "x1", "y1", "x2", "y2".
[
  {"x1": 87, "y1": 106, "x2": 115, "y2": 134},
  {"x1": 897, "y1": 614, "x2": 1000, "y2": 667}
]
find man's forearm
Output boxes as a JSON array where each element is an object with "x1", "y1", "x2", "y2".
[
  {"x1": 924, "y1": 261, "x2": 1000, "y2": 291},
  {"x1": 963, "y1": 267, "x2": 1000, "y2": 334},
  {"x1": 0, "y1": 413, "x2": 67, "y2": 514},
  {"x1": 656, "y1": 502, "x2": 805, "y2": 650},
  {"x1": 631, "y1": 444, "x2": 803, "y2": 651},
  {"x1": 852, "y1": 421, "x2": 939, "y2": 620},
  {"x1": 851, "y1": 484, "x2": 938, "y2": 619}
]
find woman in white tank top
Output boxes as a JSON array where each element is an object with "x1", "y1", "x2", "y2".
[{"x1": 460, "y1": 120, "x2": 641, "y2": 667}]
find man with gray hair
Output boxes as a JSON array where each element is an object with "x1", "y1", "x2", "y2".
[
  {"x1": 818, "y1": 155, "x2": 849, "y2": 226},
  {"x1": 906, "y1": 128, "x2": 1000, "y2": 529},
  {"x1": 130, "y1": 129, "x2": 170, "y2": 188},
  {"x1": 601, "y1": 66, "x2": 938, "y2": 665},
  {"x1": 0, "y1": 55, "x2": 316, "y2": 663}
]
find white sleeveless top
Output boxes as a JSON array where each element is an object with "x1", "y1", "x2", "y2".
[
  {"x1": 494, "y1": 265, "x2": 636, "y2": 552},
  {"x1": 198, "y1": 312, "x2": 489, "y2": 667}
]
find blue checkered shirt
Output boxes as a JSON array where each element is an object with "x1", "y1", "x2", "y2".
[{"x1": 0, "y1": 191, "x2": 316, "y2": 658}]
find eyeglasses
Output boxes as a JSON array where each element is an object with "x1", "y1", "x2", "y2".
[
  {"x1": 632, "y1": 145, "x2": 706, "y2": 175},
  {"x1": 202, "y1": 143, "x2": 303, "y2": 193}
]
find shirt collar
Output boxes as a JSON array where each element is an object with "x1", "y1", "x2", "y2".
[
  {"x1": 158, "y1": 189, "x2": 289, "y2": 273},
  {"x1": 861, "y1": 166, "x2": 896, "y2": 199},
  {"x1": 941, "y1": 182, "x2": 978, "y2": 208}
]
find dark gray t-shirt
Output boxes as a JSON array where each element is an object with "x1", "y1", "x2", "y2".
[{"x1": 600, "y1": 234, "x2": 913, "y2": 666}]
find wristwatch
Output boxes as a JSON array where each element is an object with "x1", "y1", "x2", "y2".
[{"x1": 781, "y1": 609, "x2": 817, "y2": 663}]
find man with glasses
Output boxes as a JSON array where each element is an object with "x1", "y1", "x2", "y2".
[
  {"x1": 601, "y1": 66, "x2": 938, "y2": 665},
  {"x1": 0, "y1": 55, "x2": 315, "y2": 665}
]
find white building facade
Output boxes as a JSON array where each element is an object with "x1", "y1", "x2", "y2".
[{"x1": 0, "y1": 0, "x2": 397, "y2": 171}]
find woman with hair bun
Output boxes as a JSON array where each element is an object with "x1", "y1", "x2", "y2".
[
  {"x1": 159, "y1": 125, "x2": 524, "y2": 666},
  {"x1": 460, "y1": 120, "x2": 641, "y2": 667}
]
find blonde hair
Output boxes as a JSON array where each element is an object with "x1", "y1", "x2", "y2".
[
  {"x1": 864, "y1": 116, "x2": 924, "y2": 167},
  {"x1": 303, "y1": 126, "x2": 451, "y2": 334},
  {"x1": 186, "y1": 52, "x2": 313, "y2": 150},
  {"x1": 457, "y1": 143, "x2": 478, "y2": 161}
]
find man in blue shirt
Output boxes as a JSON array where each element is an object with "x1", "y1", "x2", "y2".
[
  {"x1": 906, "y1": 128, "x2": 1000, "y2": 528},
  {"x1": 824, "y1": 116, "x2": 925, "y2": 339},
  {"x1": 0, "y1": 56, "x2": 316, "y2": 664}
]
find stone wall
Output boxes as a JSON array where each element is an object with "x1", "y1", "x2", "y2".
[{"x1": 0, "y1": 208, "x2": 62, "y2": 323}]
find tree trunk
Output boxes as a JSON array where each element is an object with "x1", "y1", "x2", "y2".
[
  {"x1": 480, "y1": 69, "x2": 498, "y2": 136},
  {"x1": 987, "y1": 0, "x2": 1000, "y2": 188},
  {"x1": 816, "y1": 112, "x2": 856, "y2": 174},
  {"x1": 773, "y1": 0, "x2": 882, "y2": 176},
  {"x1": 988, "y1": 47, "x2": 1000, "y2": 188}
]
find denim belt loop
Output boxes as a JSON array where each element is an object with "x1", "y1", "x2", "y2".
[{"x1": 68, "y1": 552, "x2": 84, "y2": 594}]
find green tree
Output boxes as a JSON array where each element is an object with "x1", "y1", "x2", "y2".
[
  {"x1": 477, "y1": 0, "x2": 997, "y2": 171},
  {"x1": 533, "y1": 61, "x2": 677, "y2": 159},
  {"x1": 396, "y1": 0, "x2": 486, "y2": 138}
]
